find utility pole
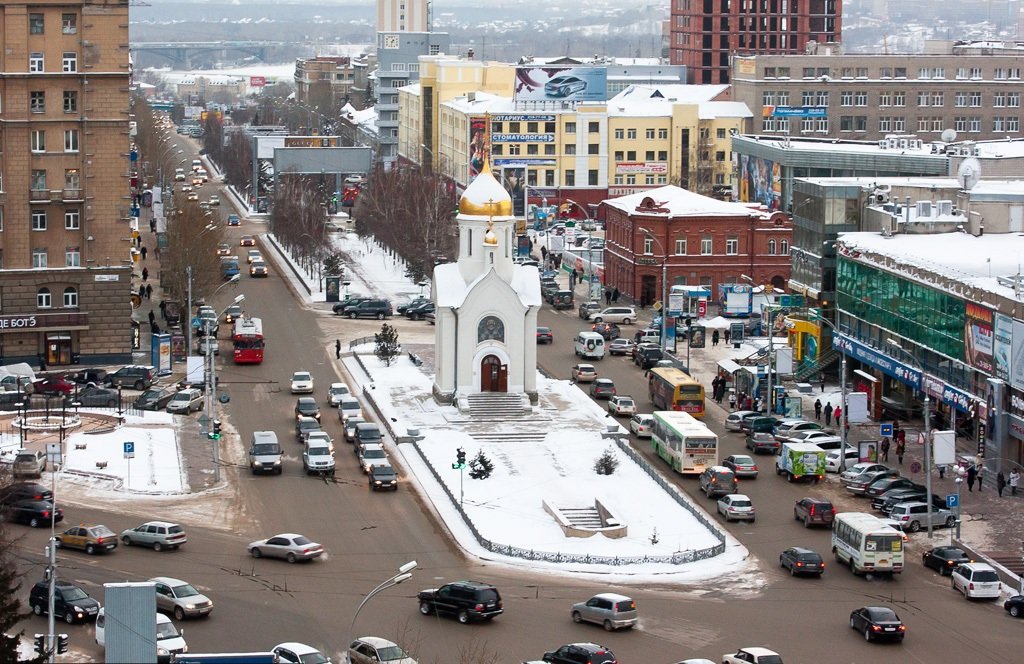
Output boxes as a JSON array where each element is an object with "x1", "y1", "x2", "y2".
[{"x1": 186, "y1": 265, "x2": 193, "y2": 353}]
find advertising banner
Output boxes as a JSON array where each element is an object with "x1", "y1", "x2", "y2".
[
  {"x1": 1012, "y1": 319, "x2": 1024, "y2": 391},
  {"x1": 616, "y1": 162, "x2": 669, "y2": 174},
  {"x1": 171, "y1": 334, "x2": 186, "y2": 364},
  {"x1": 325, "y1": 276, "x2": 342, "y2": 303},
  {"x1": 250, "y1": 76, "x2": 266, "y2": 87},
  {"x1": 965, "y1": 302, "x2": 994, "y2": 373},
  {"x1": 499, "y1": 166, "x2": 526, "y2": 217},
  {"x1": 834, "y1": 333, "x2": 922, "y2": 388},
  {"x1": 738, "y1": 154, "x2": 781, "y2": 208},
  {"x1": 151, "y1": 333, "x2": 172, "y2": 376},
  {"x1": 514, "y1": 66, "x2": 608, "y2": 102},
  {"x1": 469, "y1": 117, "x2": 487, "y2": 179},
  {"x1": 993, "y1": 313, "x2": 1012, "y2": 381}
]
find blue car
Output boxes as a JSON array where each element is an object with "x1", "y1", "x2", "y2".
[{"x1": 227, "y1": 214, "x2": 240, "y2": 226}]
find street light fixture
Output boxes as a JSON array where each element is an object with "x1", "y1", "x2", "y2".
[
  {"x1": 204, "y1": 292, "x2": 245, "y2": 483},
  {"x1": 346, "y1": 561, "x2": 417, "y2": 660},
  {"x1": 887, "y1": 338, "x2": 934, "y2": 538},
  {"x1": 741, "y1": 275, "x2": 775, "y2": 416},
  {"x1": 638, "y1": 227, "x2": 669, "y2": 355}
]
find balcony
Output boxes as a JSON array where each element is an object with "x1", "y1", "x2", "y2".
[
  {"x1": 29, "y1": 188, "x2": 50, "y2": 203},
  {"x1": 63, "y1": 189, "x2": 84, "y2": 202}
]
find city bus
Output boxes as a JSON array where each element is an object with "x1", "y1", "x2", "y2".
[
  {"x1": 831, "y1": 512, "x2": 905, "y2": 576},
  {"x1": 648, "y1": 367, "x2": 706, "y2": 418},
  {"x1": 651, "y1": 411, "x2": 718, "y2": 475},
  {"x1": 232, "y1": 316, "x2": 264, "y2": 365}
]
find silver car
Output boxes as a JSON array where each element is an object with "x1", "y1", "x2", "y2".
[
  {"x1": 149, "y1": 576, "x2": 213, "y2": 620},
  {"x1": 120, "y1": 521, "x2": 187, "y2": 551},
  {"x1": 357, "y1": 443, "x2": 389, "y2": 474},
  {"x1": 166, "y1": 389, "x2": 203, "y2": 414},
  {"x1": 248, "y1": 533, "x2": 324, "y2": 563},
  {"x1": 570, "y1": 593, "x2": 638, "y2": 631}
]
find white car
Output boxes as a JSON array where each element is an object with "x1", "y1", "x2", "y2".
[
  {"x1": 166, "y1": 389, "x2": 203, "y2": 414},
  {"x1": 825, "y1": 447, "x2": 859, "y2": 473},
  {"x1": 588, "y1": 306, "x2": 636, "y2": 325},
  {"x1": 725, "y1": 410, "x2": 758, "y2": 432},
  {"x1": 717, "y1": 494, "x2": 756, "y2": 522},
  {"x1": 951, "y1": 562, "x2": 1002, "y2": 599},
  {"x1": 290, "y1": 371, "x2": 314, "y2": 394},
  {"x1": 357, "y1": 443, "x2": 389, "y2": 474},
  {"x1": 630, "y1": 414, "x2": 655, "y2": 438},
  {"x1": 327, "y1": 382, "x2": 350, "y2": 407},
  {"x1": 305, "y1": 430, "x2": 335, "y2": 454},
  {"x1": 338, "y1": 396, "x2": 363, "y2": 423},
  {"x1": 207, "y1": 195, "x2": 220, "y2": 206},
  {"x1": 839, "y1": 462, "x2": 890, "y2": 485},
  {"x1": 608, "y1": 395, "x2": 637, "y2": 417},
  {"x1": 274, "y1": 642, "x2": 332, "y2": 664},
  {"x1": 723, "y1": 647, "x2": 782, "y2": 664},
  {"x1": 349, "y1": 636, "x2": 417, "y2": 664}
]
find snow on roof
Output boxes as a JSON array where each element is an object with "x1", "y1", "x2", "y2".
[
  {"x1": 698, "y1": 101, "x2": 752, "y2": 120},
  {"x1": 798, "y1": 176, "x2": 962, "y2": 189},
  {"x1": 611, "y1": 83, "x2": 728, "y2": 105},
  {"x1": 444, "y1": 91, "x2": 516, "y2": 114},
  {"x1": 737, "y1": 135, "x2": 941, "y2": 157},
  {"x1": 603, "y1": 185, "x2": 772, "y2": 218},
  {"x1": 968, "y1": 180, "x2": 1024, "y2": 200},
  {"x1": 400, "y1": 82, "x2": 421, "y2": 94},
  {"x1": 434, "y1": 263, "x2": 542, "y2": 308},
  {"x1": 968, "y1": 139, "x2": 1024, "y2": 159},
  {"x1": 839, "y1": 231, "x2": 1024, "y2": 300}
]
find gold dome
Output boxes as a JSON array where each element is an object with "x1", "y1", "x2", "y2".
[{"x1": 459, "y1": 160, "x2": 513, "y2": 216}]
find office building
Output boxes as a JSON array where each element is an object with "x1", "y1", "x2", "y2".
[
  {"x1": 294, "y1": 57, "x2": 356, "y2": 110},
  {"x1": 378, "y1": 0, "x2": 428, "y2": 33}
]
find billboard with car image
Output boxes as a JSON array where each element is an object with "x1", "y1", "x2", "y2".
[{"x1": 514, "y1": 67, "x2": 608, "y2": 102}]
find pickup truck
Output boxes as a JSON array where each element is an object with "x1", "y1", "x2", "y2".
[{"x1": 775, "y1": 442, "x2": 826, "y2": 483}]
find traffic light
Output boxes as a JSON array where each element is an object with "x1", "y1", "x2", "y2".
[
  {"x1": 209, "y1": 420, "x2": 222, "y2": 440},
  {"x1": 34, "y1": 634, "x2": 46, "y2": 655},
  {"x1": 457, "y1": 448, "x2": 466, "y2": 466},
  {"x1": 57, "y1": 634, "x2": 69, "y2": 654}
]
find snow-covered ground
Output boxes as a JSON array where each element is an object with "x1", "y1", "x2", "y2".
[{"x1": 62, "y1": 418, "x2": 186, "y2": 494}]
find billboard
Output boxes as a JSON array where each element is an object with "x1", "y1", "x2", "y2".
[
  {"x1": 514, "y1": 66, "x2": 608, "y2": 102},
  {"x1": 469, "y1": 116, "x2": 487, "y2": 179},
  {"x1": 964, "y1": 302, "x2": 994, "y2": 373},
  {"x1": 738, "y1": 155, "x2": 781, "y2": 208},
  {"x1": 1012, "y1": 319, "x2": 1024, "y2": 391},
  {"x1": 250, "y1": 76, "x2": 267, "y2": 87},
  {"x1": 499, "y1": 166, "x2": 526, "y2": 217}
]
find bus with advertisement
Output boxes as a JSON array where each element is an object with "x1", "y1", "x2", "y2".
[
  {"x1": 648, "y1": 367, "x2": 706, "y2": 418},
  {"x1": 231, "y1": 317, "x2": 264, "y2": 364},
  {"x1": 831, "y1": 512, "x2": 905, "y2": 576},
  {"x1": 651, "y1": 411, "x2": 718, "y2": 475}
]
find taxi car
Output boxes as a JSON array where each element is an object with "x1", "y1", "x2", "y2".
[{"x1": 55, "y1": 524, "x2": 118, "y2": 555}]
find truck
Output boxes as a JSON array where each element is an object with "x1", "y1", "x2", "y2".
[{"x1": 775, "y1": 442, "x2": 826, "y2": 483}]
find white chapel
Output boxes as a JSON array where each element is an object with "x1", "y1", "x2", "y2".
[{"x1": 431, "y1": 161, "x2": 542, "y2": 404}]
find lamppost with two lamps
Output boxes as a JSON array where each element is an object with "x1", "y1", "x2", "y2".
[
  {"x1": 345, "y1": 561, "x2": 417, "y2": 660},
  {"x1": 205, "y1": 293, "x2": 245, "y2": 483},
  {"x1": 887, "y1": 338, "x2": 934, "y2": 538},
  {"x1": 638, "y1": 227, "x2": 670, "y2": 355}
]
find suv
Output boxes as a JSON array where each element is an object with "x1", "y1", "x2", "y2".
[
  {"x1": 579, "y1": 301, "x2": 602, "y2": 319},
  {"x1": 542, "y1": 643, "x2": 617, "y2": 664},
  {"x1": 249, "y1": 431, "x2": 283, "y2": 475},
  {"x1": 295, "y1": 416, "x2": 322, "y2": 443},
  {"x1": 951, "y1": 562, "x2": 1002, "y2": 599},
  {"x1": 354, "y1": 422, "x2": 383, "y2": 447},
  {"x1": 119, "y1": 521, "x2": 187, "y2": 551},
  {"x1": 303, "y1": 435, "x2": 336, "y2": 476},
  {"x1": 570, "y1": 593, "x2": 637, "y2": 631},
  {"x1": 345, "y1": 299, "x2": 393, "y2": 320},
  {"x1": 107, "y1": 365, "x2": 155, "y2": 390},
  {"x1": 29, "y1": 581, "x2": 101, "y2": 624},
  {"x1": 793, "y1": 497, "x2": 835, "y2": 527},
  {"x1": 417, "y1": 581, "x2": 503, "y2": 624},
  {"x1": 589, "y1": 307, "x2": 635, "y2": 325},
  {"x1": 889, "y1": 501, "x2": 956, "y2": 532},
  {"x1": 633, "y1": 344, "x2": 664, "y2": 370},
  {"x1": 12, "y1": 449, "x2": 46, "y2": 478},
  {"x1": 369, "y1": 463, "x2": 399, "y2": 491},
  {"x1": 0, "y1": 482, "x2": 52, "y2": 504},
  {"x1": 699, "y1": 466, "x2": 738, "y2": 498}
]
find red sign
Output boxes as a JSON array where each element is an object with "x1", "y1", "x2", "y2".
[
  {"x1": 250, "y1": 76, "x2": 267, "y2": 87},
  {"x1": 698, "y1": 300, "x2": 707, "y2": 318}
]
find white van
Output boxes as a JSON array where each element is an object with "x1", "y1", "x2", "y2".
[
  {"x1": 574, "y1": 331, "x2": 606, "y2": 360},
  {"x1": 96, "y1": 608, "x2": 188, "y2": 659}
]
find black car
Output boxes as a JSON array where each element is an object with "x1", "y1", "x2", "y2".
[
  {"x1": 591, "y1": 322, "x2": 620, "y2": 341},
  {"x1": 106, "y1": 365, "x2": 155, "y2": 390},
  {"x1": 29, "y1": 581, "x2": 101, "y2": 624},
  {"x1": 332, "y1": 297, "x2": 369, "y2": 315},
  {"x1": 779, "y1": 546, "x2": 825, "y2": 577},
  {"x1": 863, "y1": 476, "x2": 922, "y2": 498},
  {"x1": 294, "y1": 397, "x2": 321, "y2": 422},
  {"x1": 72, "y1": 387, "x2": 120, "y2": 408},
  {"x1": 70, "y1": 368, "x2": 108, "y2": 386},
  {"x1": 849, "y1": 606, "x2": 906, "y2": 642},
  {"x1": 396, "y1": 297, "x2": 430, "y2": 315},
  {"x1": 921, "y1": 546, "x2": 972, "y2": 575},
  {"x1": 536, "y1": 327, "x2": 554, "y2": 344},
  {"x1": 1005, "y1": 595, "x2": 1024, "y2": 618},
  {"x1": 5, "y1": 500, "x2": 63, "y2": 528},
  {"x1": 873, "y1": 488, "x2": 944, "y2": 514},
  {"x1": 0, "y1": 482, "x2": 53, "y2": 504},
  {"x1": 369, "y1": 464, "x2": 398, "y2": 491},
  {"x1": 417, "y1": 581, "x2": 503, "y2": 624},
  {"x1": 633, "y1": 344, "x2": 664, "y2": 370},
  {"x1": 542, "y1": 643, "x2": 617, "y2": 664},
  {"x1": 345, "y1": 299, "x2": 393, "y2": 320},
  {"x1": 134, "y1": 387, "x2": 177, "y2": 411},
  {"x1": 405, "y1": 302, "x2": 435, "y2": 320},
  {"x1": 847, "y1": 469, "x2": 900, "y2": 495}
]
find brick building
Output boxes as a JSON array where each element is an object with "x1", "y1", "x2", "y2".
[
  {"x1": 294, "y1": 57, "x2": 356, "y2": 109},
  {"x1": 601, "y1": 186, "x2": 792, "y2": 307},
  {"x1": 0, "y1": 0, "x2": 132, "y2": 366},
  {"x1": 669, "y1": 0, "x2": 842, "y2": 84}
]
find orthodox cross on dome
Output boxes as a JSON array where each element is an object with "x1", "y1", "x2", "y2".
[{"x1": 483, "y1": 199, "x2": 499, "y2": 245}]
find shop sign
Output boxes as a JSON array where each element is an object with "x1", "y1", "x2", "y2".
[
  {"x1": 1008, "y1": 414, "x2": 1024, "y2": 441},
  {"x1": 491, "y1": 133, "x2": 555, "y2": 143},
  {"x1": 833, "y1": 334, "x2": 922, "y2": 388},
  {"x1": 0, "y1": 315, "x2": 39, "y2": 329},
  {"x1": 940, "y1": 383, "x2": 977, "y2": 413},
  {"x1": 616, "y1": 162, "x2": 668, "y2": 174},
  {"x1": 492, "y1": 114, "x2": 555, "y2": 122}
]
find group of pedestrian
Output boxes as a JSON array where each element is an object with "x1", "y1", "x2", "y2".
[
  {"x1": 710, "y1": 375, "x2": 728, "y2": 404},
  {"x1": 997, "y1": 468, "x2": 1021, "y2": 496},
  {"x1": 138, "y1": 284, "x2": 153, "y2": 299},
  {"x1": 603, "y1": 288, "x2": 620, "y2": 305}
]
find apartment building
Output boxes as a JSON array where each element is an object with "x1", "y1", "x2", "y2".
[
  {"x1": 378, "y1": 0, "x2": 428, "y2": 33},
  {"x1": 0, "y1": 0, "x2": 132, "y2": 366},
  {"x1": 732, "y1": 41, "x2": 1024, "y2": 141},
  {"x1": 294, "y1": 57, "x2": 356, "y2": 109}
]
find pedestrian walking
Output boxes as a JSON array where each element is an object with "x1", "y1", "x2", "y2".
[
  {"x1": 142, "y1": 267, "x2": 149, "y2": 282},
  {"x1": 605, "y1": 289, "x2": 612, "y2": 305},
  {"x1": 159, "y1": 300, "x2": 167, "y2": 318},
  {"x1": 150, "y1": 219, "x2": 157, "y2": 233},
  {"x1": 612, "y1": 287, "x2": 620, "y2": 303},
  {"x1": 150, "y1": 321, "x2": 160, "y2": 335},
  {"x1": 38, "y1": 354, "x2": 47, "y2": 372},
  {"x1": 335, "y1": 339, "x2": 341, "y2": 360},
  {"x1": 138, "y1": 285, "x2": 145, "y2": 299},
  {"x1": 712, "y1": 330, "x2": 720, "y2": 347},
  {"x1": 541, "y1": 246, "x2": 548, "y2": 261},
  {"x1": 976, "y1": 463, "x2": 984, "y2": 491},
  {"x1": 144, "y1": 284, "x2": 152, "y2": 300},
  {"x1": 141, "y1": 246, "x2": 148, "y2": 261},
  {"x1": 895, "y1": 438, "x2": 906, "y2": 465},
  {"x1": 938, "y1": 463, "x2": 947, "y2": 479},
  {"x1": 823, "y1": 402, "x2": 833, "y2": 426},
  {"x1": 1009, "y1": 468, "x2": 1020, "y2": 495},
  {"x1": 966, "y1": 463, "x2": 977, "y2": 491},
  {"x1": 724, "y1": 328, "x2": 731, "y2": 344},
  {"x1": 820, "y1": 374, "x2": 826, "y2": 392},
  {"x1": 814, "y1": 399, "x2": 822, "y2": 421},
  {"x1": 834, "y1": 405, "x2": 842, "y2": 426},
  {"x1": 997, "y1": 471, "x2": 1007, "y2": 497},
  {"x1": 148, "y1": 310, "x2": 156, "y2": 325},
  {"x1": 880, "y1": 436, "x2": 890, "y2": 462}
]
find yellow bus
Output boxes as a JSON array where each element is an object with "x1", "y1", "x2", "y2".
[{"x1": 647, "y1": 367, "x2": 706, "y2": 418}]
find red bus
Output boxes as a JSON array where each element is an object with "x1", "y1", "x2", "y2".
[{"x1": 232, "y1": 316, "x2": 264, "y2": 364}]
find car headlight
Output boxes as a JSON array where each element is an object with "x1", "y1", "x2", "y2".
[
  {"x1": 158, "y1": 647, "x2": 168, "y2": 656},
  {"x1": 185, "y1": 604, "x2": 195, "y2": 610}
]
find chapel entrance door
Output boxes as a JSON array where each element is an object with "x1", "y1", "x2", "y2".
[{"x1": 480, "y1": 355, "x2": 507, "y2": 392}]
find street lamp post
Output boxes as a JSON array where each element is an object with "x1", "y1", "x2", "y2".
[
  {"x1": 346, "y1": 561, "x2": 417, "y2": 659},
  {"x1": 205, "y1": 293, "x2": 245, "y2": 483},
  {"x1": 797, "y1": 314, "x2": 850, "y2": 471},
  {"x1": 742, "y1": 275, "x2": 775, "y2": 415},
  {"x1": 638, "y1": 227, "x2": 669, "y2": 354},
  {"x1": 887, "y1": 339, "x2": 934, "y2": 538}
]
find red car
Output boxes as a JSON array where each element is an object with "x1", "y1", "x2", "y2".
[{"x1": 33, "y1": 375, "x2": 76, "y2": 396}]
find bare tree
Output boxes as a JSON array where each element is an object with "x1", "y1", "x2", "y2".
[
  {"x1": 270, "y1": 173, "x2": 331, "y2": 276},
  {"x1": 160, "y1": 202, "x2": 226, "y2": 304}
]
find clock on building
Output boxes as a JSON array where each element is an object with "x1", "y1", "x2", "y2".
[{"x1": 383, "y1": 34, "x2": 400, "y2": 49}]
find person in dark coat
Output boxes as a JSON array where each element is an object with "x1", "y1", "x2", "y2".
[
  {"x1": 141, "y1": 246, "x2": 148, "y2": 260},
  {"x1": 724, "y1": 328, "x2": 731, "y2": 344},
  {"x1": 150, "y1": 321, "x2": 160, "y2": 335},
  {"x1": 820, "y1": 374, "x2": 826, "y2": 392},
  {"x1": 880, "y1": 436, "x2": 890, "y2": 462},
  {"x1": 138, "y1": 285, "x2": 146, "y2": 299},
  {"x1": 144, "y1": 284, "x2": 152, "y2": 300},
  {"x1": 142, "y1": 267, "x2": 149, "y2": 282},
  {"x1": 895, "y1": 437, "x2": 906, "y2": 464},
  {"x1": 612, "y1": 287, "x2": 620, "y2": 303},
  {"x1": 712, "y1": 330, "x2": 720, "y2": 347},
  {"x1": 966, "y1": 463, "x2": 977, "y2": 491},
  {"x1": 148, "y1": 310, "x2": 156, "y2": 325},
  {"x1": 605, "y1": 289, "x2": 612, "y2": 305},
  {"x1": 813, "y1": 398, "x2": 822, "y2": 420},
  {"x1": 823, "y1": 402, "x2": 833, "y2": 426},
  {"x1": 335, "y1": 339, "x2": 341, "y2": 359},
  {"x1": 997, "y1": 471, "x2": 1007, "y2": 497}
]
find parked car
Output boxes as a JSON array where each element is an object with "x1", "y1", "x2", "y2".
[
  {"x1": 396, "y1": 297, "x2": 430, "y2": 315},
  {"x1": 369, "y1": 463, "x2": 399, "y2": 491},
  {"x1": 872, "y1": 488, "x2": 944, "y2": 515},
  {"x1": 149, "y1": 576, "x2": 213, "y2": 620},
  {"x1": 134, "y1": 387, "x2": 176, "y2": 411},
  {"x1": 608, "y1": 338, "x2": 635, "y2": 356},
  {"x1": 773, "y1": 420, "x2": 825, "y2": 442},
  {"x1": 294, "y1": 396, "x2": 321, "y2": 422},
  {"x1": 793, "y1": 497, "x2": 835, "y2": 527},
  {"x1": 951, "y1": 562, "x2": 1002, "y2": 599},
  {"x1": 29, "y1": 581, "x2": 101, "y2": 624},
  {"x1": 849, "y1": 606, "x2": 906, "y2": 642},
  {"x1": 290, "y1": 371, "x2": 314, "y2": 394},
  {"x1": 779, "y1": 546, "x2": 825, "y2": 577},
  {"x1": 12, "y1": 449, "x2": 46, "y2": 478},
  {"x1": 120, "y1": 521, "x2": 187, "y2": 551},
  {"x1": 629, "y1": 414, "x2": 655, "y2": 438},
  {"x1": 247, "y1": 533, "x2": 324, "y2": 563},
  {"x1": 346, "y1": 299, "x2": 393, "y2": 320},
  {"x1": 207, "y1": 195, "x2": 221, "y2": 206},
  {"x1": 70, "y1": 368, "x2": 108, "y2": 386},
  {"x1": 589, "y1": 378, "x2": 616, "y2": 399},
  {"x1": 722, "y1": 454, "x2": 758, "y2": 478},
  {"x1": 607, "y1": 395, "x2": 636, "y2": 416},
  {"x1": 1004, "y1": 595, "x2": 1024, "y2": 618},
  {"x1": 725, "y1": 410, "x2": 758, "y2": 432},
  {"x1": 107, "y1": 365, "x2": 155, "y2": 390},
  {"x1": 274, "y1": 643, "x2": 332, "y2": 664},
  {"x1": 840, "y1": 463, "x2": 892, "y2": 486},
  {"x1": 745, "y1": 432, "x2": 780, "y2": 455},
  {"x1": 55, "y1": 524, "x2": 118, "y2": 554},
  {"x1": 572, "y1": 364, "x2": 598, "y2": 383},
  {"x1": 0, "y1": 482, "x2": 52, "y2": 504},
  {"x1": 889, "y1": 501, "x2": 956, "y2": 532},
  {"x1": 788, "y1": 430, "x2": 841, "y2": 445},
  {"x1": 825, "y1": 447, "x2": 859, "y2": 472},
  {"x1": 542, "y1": 643, "x2": 617, "y2": 664},
  {"x1": 4, "y1": 499, "x2": 62, "y2": 528},
  {"x1": 922, "y1": 546, "x2": 972, "y2": 575},
  {"x1": 591, "y1": 322, "x2": 620, "y2": 340},
  {"x1": 569, "y1": 593, "x2": 637, "y2": 631},
  {"x1": 722, "y1": 648, "x2": 782, "y2": 664},
  {"x1": 166, "y1": 389, "x2": 203, "y2": 414},
  {"x1": 417, "y1": 581, "x2": 503, "y2": 624},
  {"x1": 846, "y1": 469, "x2": 900, "y2": 495},
  {"x1": 717, "y1": 494, "x2": 756, "y2": 522},
  {"x1": 863, "y1": 476, "x2": 922, "y2": 499},
  {"x1": 405, "y1": 302, "x2": 435, "y2": 320},
  {"x1": 349, "y1": 636, "x2": 416, "y2": 664},
  {"x1": 536, "y1": 327, "x2": 554, "y2": 344},
  {"x1": 333, "y1": 297, "x2": 369, "y2": 315},
  {"x1": 33, "y1": 375, "x2": 76, "y2": 396},
  {"x1": 0, "y1": 374, "x2": 33, "y2": 392},
  {"x1": 589, "y1": 307, "x2": 636, "y2": 325}
]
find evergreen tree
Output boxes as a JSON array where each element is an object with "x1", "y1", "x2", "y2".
[
  {"x1": 374, "y1": 323, "x2": 401, "y2": 366},
  {"x1": 0, "y1": 521, "x2": 44, "y2": 663},
  {"x1": 469, "y1": 450, "x2": 494, "y2": 480},
  {"x1": 594, "y1": 448, "x2": 619, "y2": 475}
]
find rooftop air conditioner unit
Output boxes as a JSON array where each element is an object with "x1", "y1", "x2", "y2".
[
  {"x1": 876, "y1": 184, "x2": 892, "y2": 193},
  {"x1": 875, "y1": 192, "x2": 890, "y2": 204},
  {"x1": 916, "y1": 200, "x2": 933, "y2": 217},
  {"x1": 937, "y1": 200, "x2": 953, "y2": 216}
]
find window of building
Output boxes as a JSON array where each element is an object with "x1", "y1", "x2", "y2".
[
  {"x1": 544, "y1": 144, "x2": 555, "y2": 155},
  {"x1": 62, "y1": 286, "x2": 78, "y2": 307},
  {"x1": 970, "y1": 67, "x2": 982, "y2": 79},
  {"x1": 626, "y1": 150, "x2": 636, "y2": 160},
  {"x1": 764, "y1": 67, "x2": 776, "y2": 78},
  {"x1": 645, "y1": 128, "x2": 655, "y2": 140},
  {"x1": 30, "y1": 91, "x2": 44, "y2": 113},
  {"x1": 768, "y1": 239, "x2": 777, "y2": 255},
  {"x1": 626, "y1": 174, "x2": 636, "y2": 185},
  {"x1": 64, "y1": 209, "x2": 80, "y2": 230},
  {"x1": 32, "y1": 249, "x2": 47, "y2": 269},
  {"x1": 428, "y1": 44, "x2": 440, "y2": 55},
  {"x1": 674, "y1": 238, "x2": 687, "y2": 255},
  {"x1": 715, "y1": 150, "x2": 726, "y2": 162},
  {"x1": 956, "y1": 67, "x2": 969, "y2": 80},
  {"x1": 968, "y1": 116, "x2": 981, "y2": 132},
  {"x1": 614, "y1": 150, "x2": 624, "y2": 161},
  {"x1": 588, "y1": 169, "x2": 598, "y2": 186},
  {"x1": 933, "y1": 67, "x2": 945, "y2": 79},
  {"x1": 62, "y1": 53, "x2": 77, "y2": 73},
  {"x1": 840, "y1": 91, "x2": 853, "y2": 106},
  {"x1": 879, "y1": 117, "x2": 892, "y2": 132},
  {"x1": 588, "y1": 143, "x2": 599, "y2": 155},
  {"x1": 565, "y1": 144, "x2": 576, "y2": 155},
  {"x1": 545, "y1": 122, "x2": 556, "y2": 133},
  {"x1": 62, "y1": 13, "x2": 77, "y2": 34},
  {"x1": 894, "y1": 67, "x2": 907, "y2": 79},
  {"x1": 969, "y1": 91, "x2": 982, "y2": 107},
  {"x1": 565, "y1": 122, "x2": 576, "y2": 133},
  {"x1": 658, "y1": 175, "x2": 667, "y2": 184},
  {"x1": 777, "y1": 91, "x2": 790, "y2": 105},
  {"x1": 856, "y1": 67, "x2": 869, "y2": 79},
  {"x1": 29, "y1": 53, "x2": 44, "y2": 73},
  {"x1": 527, "y1": 144, "x2": 538, "y2": 155},
  {"x1": 37, "y1": 287, "x2": 51, "y2": 308},
  {"x1": 725, "y1": 236, "x2": 738, "y2": 255},
  {"x1": 1011, "y1": 68, "x2": 1022, "y2": 80},
  {"x1": 839, "y1": 116, "x2": 867, "y2": 132},
  {"x1": 659, "y1": 128, "x2": 669, "y2": 139},
  {"x1": 994, "y1": 116, "x2": 1007, "y2": 132},
  {"x1": 645, "y1": 174, "x2": 655, "y2": 185},
  {"x1": 701, "y1": 235, "x2": 712, "y2": 254},
  {"x1": 1009, "y1": 117, "x2": 1020, "y2": 132},
  {"x1": 526, "y1": 122, "x2": 538, "y2": 133},
  {"x1": 66, "y1": 247, "x2": 81, "y2": 267},
  {"x1": 643, "y1": 237, "x2": 654, "y2": 254},
  {"x1": 917, "y1": 92, "x2": 929, "y2": 107},
  {"x1": 491, "y1": 144, "x2": 503, "y2": 155},
  {"x1": 781, "y1": 240, "x2": 789, "y2": 254},
  {"x1": 588, "y1": 122, "x2": 599, "y2": 133},
  {"x1": 1009, "y1": 92, "x2": 1021, "y2": 107},
  {"x1": 894, "y1": 116, "x2": 906, "y2": 132},
  {"x1": 645, "y1": 150, "x2": 655, "y2": 161},
  {"x1": 31, "y1": 210, "x2": 46, "y2": 231},
  {"x1": 30, "y1": 13, "x2": 44, "y2": 34},
  {"x1": 31, "y1": 170, "x2": 46, "y2": 191},
  {"x1": 613, "y1": 175, "x2": 624, "y2": 185},
  {"x1": 916, "y1": 67, "x2": 928, "y2": 79},
  {"x1": 64, "y1": 130, "x2": 79, "y2": 152},
  {"x1": 777, "y1": 67, "x2": 791, "y2": 78},
  {"x1": 855, "y1": 91, "x2": 868, "y2": 106},
  {"x1": 994, "y1": 93, "x2": 1006, "y2": 107},
  {"x1": 917, "y1": 116, "x2": 930, "y2": 132},
  {"x1": 613, "y1": 128, "x2": 624, "y2": 139},
  {"x1": 828, "y1": 67, "x2": 840, "y2": 79},
  {"x1": 565, "y1": 170, "x2": 575, "y2": 186},
  {"x1": 31, "y1": 130, "x2": 45, "y2": 153},
  {"x1": 658, "y1": 150, "x2": 668, "y2": 161},
  {"x1": 508, "y1": 121, "x2": 521, "y2": 133},
  {"x1": 932, "y1": 92, "x2": 944, "y2": 107},
  {"x1": 545, "y1": 170, "x2": 555, "y2": 186},
  {"x1": 626, "y1": 128, "x2": 636, "y2": 139},
  {"x1": 507, "y1": 144, "x2": 520, "y2": 156},
  {"x1": 892, "y1": 91, "x2": 905, "y2": 107}
]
